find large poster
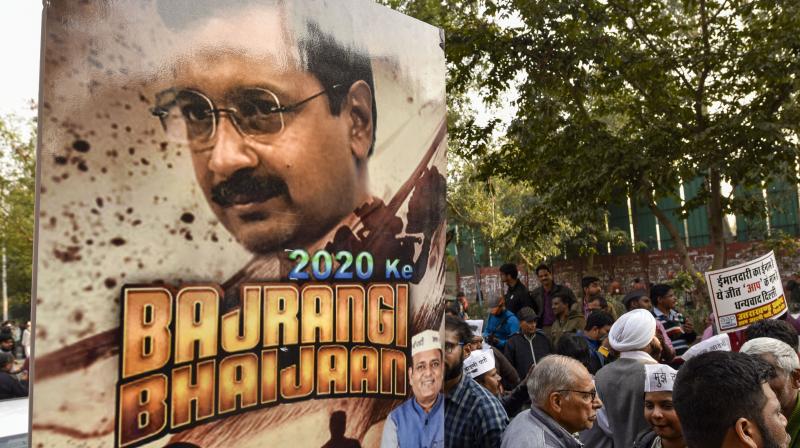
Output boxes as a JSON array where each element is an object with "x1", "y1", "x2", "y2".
[
  {"x1": 31, "y1": 1, "x2": 446, "y2": 447},
  {"x1": 705, "y1": 251, "x2": 787, "y2": 333}
]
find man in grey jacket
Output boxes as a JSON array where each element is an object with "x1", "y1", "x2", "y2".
[
  {"x1": 589, "y1": 309, "x2": 662, "y2": 448},
  {"x1": 501, "y1": 355, "x2": 602, "y2": 448}
]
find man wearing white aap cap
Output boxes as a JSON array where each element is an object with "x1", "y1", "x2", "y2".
[
  {"x1": 634, "y1": 364, "x2": 686, "y2": 448},
  {"x1": 585, "y1": 309, "x2": 663, "y2": 448},
  {"x1": 680, "y1": 332, "x2": 731, "y2": 362},
  {"x1": 464, "y1": 349, "x2": 503, "y2": 397},
  {"x1": 464, "y1": 349, "x2": 495, "y2": 378},
  {"x1": 381, "y1": 330, "x2": 444, "y2": 448}
]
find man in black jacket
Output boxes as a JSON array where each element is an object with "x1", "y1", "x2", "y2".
[
  {"x1": 500, "y1": 263, "x2": 534, "y2": 314},
  {"x1": 504, "y1": 307, "x2": 553, "y2": 380},
  {"x1": 0, "y1": 352, "x2": 27, "y2": 400}
]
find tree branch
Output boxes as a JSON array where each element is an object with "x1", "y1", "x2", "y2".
[
  {"x1": 607, "y1": 0, "x2": 694, "y2": 93},
  {"x1": 446, "y1": 198, "x2": 483, "y2": 228}
]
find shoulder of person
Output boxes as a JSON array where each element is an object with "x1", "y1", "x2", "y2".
[
  {"x1": 594, "y1": 357, "x2": 634, "y2": 377},
  {"x1": 633, "y1": 429, "x2": 657, "y2": 448},
  {"x1": 470, "y1": 379, "x2": 504, "y2": 407},
  {"x1": 534, "y1": 331, "x2": 553, "y2": 346},
  {"x1": 555, "y1": 283, "x2": 575, "y2": 294},
  {"x1": 568, "y1": 309, "x2": 584, "y2": 319},
  {"x1": 507, "y1": 333, "x2": 523, "y2": 343},
  {"x1": 493, "y1": 347, "x2": 515, "y2": 364},
  {"x1": 472, "y1": 394, "x2": 507, "y2": 424},
  {"x1": 510, "y1": 411, "x2": 546, "y2": 434}
]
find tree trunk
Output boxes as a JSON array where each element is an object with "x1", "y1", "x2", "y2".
[
  {"x1": 697, "y1": 0, "x2": 726, "y2": 270},
  {"x1": 631, "y1": 201, "x2": 642, "y2": 252},
  {"x1": 646, "y1": 197, "x2": 708, "y2": 307},
  {"x1": 707, "y1": 168, "x2": 727, "y2": 269},
  {"x1": 646, "y1": 200, "x2": 698, "y2": 275}
]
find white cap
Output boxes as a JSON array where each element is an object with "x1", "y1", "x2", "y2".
[
  {"x1": 411, "y1": 329, "x2": 441, "y2": 357},
  {"x1": 644, "y1": 363, "x2": 678, "y2": 393},
  {"x1": 463, "y1": 349, "x2": 496, "y2": 378},
  {"x1": 681, "y1": 333, "x2": 731, "y2": 362}
]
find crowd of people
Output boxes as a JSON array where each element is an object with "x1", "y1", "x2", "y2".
[
  {"x1": 442, "y1": 262, "x2": 800, "y2": 448},
  {"x1": 0, "y1": 319, "x2": 29, "y2": 400},
  {"x1": 4, "y1": 257, "x2": 800, "y2": 447}
]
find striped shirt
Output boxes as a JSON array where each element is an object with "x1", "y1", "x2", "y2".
[
  {"x1": 653, "y1": 308, "x2": 695, "y2": 356},
  {"x1": 445, "y1": 373, "x2": 509, "y2": 448}
]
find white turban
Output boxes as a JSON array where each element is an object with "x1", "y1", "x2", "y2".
[{"x1": 609, "y1": 309, "x2": 656, "y2": 352}]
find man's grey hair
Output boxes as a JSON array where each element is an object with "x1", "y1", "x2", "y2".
[
  {"x1": 741, "y1": 337, "x2": 800, "y2": 375},
  {"x1": 527, "y1": 355, "x2": 585, "y2": 406}
]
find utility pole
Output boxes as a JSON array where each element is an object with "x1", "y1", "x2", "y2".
[
  {"x1": 471, "y1": 230, "x2": 483, "y2": 306},
  {"x1": 2, "y1": 242, "x2": 7, "y2": 322},
  {"x1": 1, "y1": 186, "x2": 6, "y2": 322}
]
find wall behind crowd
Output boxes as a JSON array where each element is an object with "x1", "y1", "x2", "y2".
[{"x1": 457, "y1": 240, "x2": 800, "y2": 303}]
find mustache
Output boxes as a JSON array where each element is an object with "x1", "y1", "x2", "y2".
[{"x1": 210, "y1": 169, "x2": 289, "y2": 207}]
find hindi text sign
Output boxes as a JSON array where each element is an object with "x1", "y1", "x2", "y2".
[{"x1": 705, "y1": 251, "x2": 786, "y2": 333}]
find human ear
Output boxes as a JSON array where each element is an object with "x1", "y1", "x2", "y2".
[
  {"x1": 463, "y1": 344, "x2": 472, "y2": 359},
  {"x1": 648, "y1": 336, "x2": 662, "y2": 359},
  {"x1": 345, "y1": 80, "x2": 373, "y2": 160},
  {"x1": 791, "y1": 369, "x2": 800, "y2": 389},
  {"x1": 549, "y1": 392, "x2": 564, "y2": 413},
  {"x1": 733, "y1": 417, "x2": 759, "y2": 448}
]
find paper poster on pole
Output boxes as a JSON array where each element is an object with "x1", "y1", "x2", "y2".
[
  {"x1": 705, "y1": 251, "x2": 787, "y2": 333},
  {"x1": 31, "y1": 1, "x2": 446, "y2": 447}
]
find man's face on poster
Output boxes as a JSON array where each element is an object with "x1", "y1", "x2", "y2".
[
  {"x1": 409, "y1": 349, "x2": 443, "y2": 405},
  {"x1": 159, "y1": 10, "x2": 374, "y2": 254}
]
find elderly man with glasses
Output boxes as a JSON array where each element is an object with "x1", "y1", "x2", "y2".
[{"x1": 502, "y1": 355, "x2": 602, "y2": 448}]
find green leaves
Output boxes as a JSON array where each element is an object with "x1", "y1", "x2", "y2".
[
  {"x1": 1, "y1": 114, "x2": 36, "y2": 322},
  {"x1": 383, "y1": 0, "x2": 800, "y2": 269}
]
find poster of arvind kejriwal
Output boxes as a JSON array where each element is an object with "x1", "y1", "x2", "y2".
[{"x1": 30, "y1": 1, "x2": 446, "y2": 447}]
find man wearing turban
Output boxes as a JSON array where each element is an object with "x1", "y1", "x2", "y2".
[{"x1": 582, "y1": 309, "x2": 662, "y2": 448}]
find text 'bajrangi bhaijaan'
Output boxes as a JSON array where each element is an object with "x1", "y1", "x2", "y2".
[{"x1": 116, "y1": 283, "x2": 410, "y2": 447}]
